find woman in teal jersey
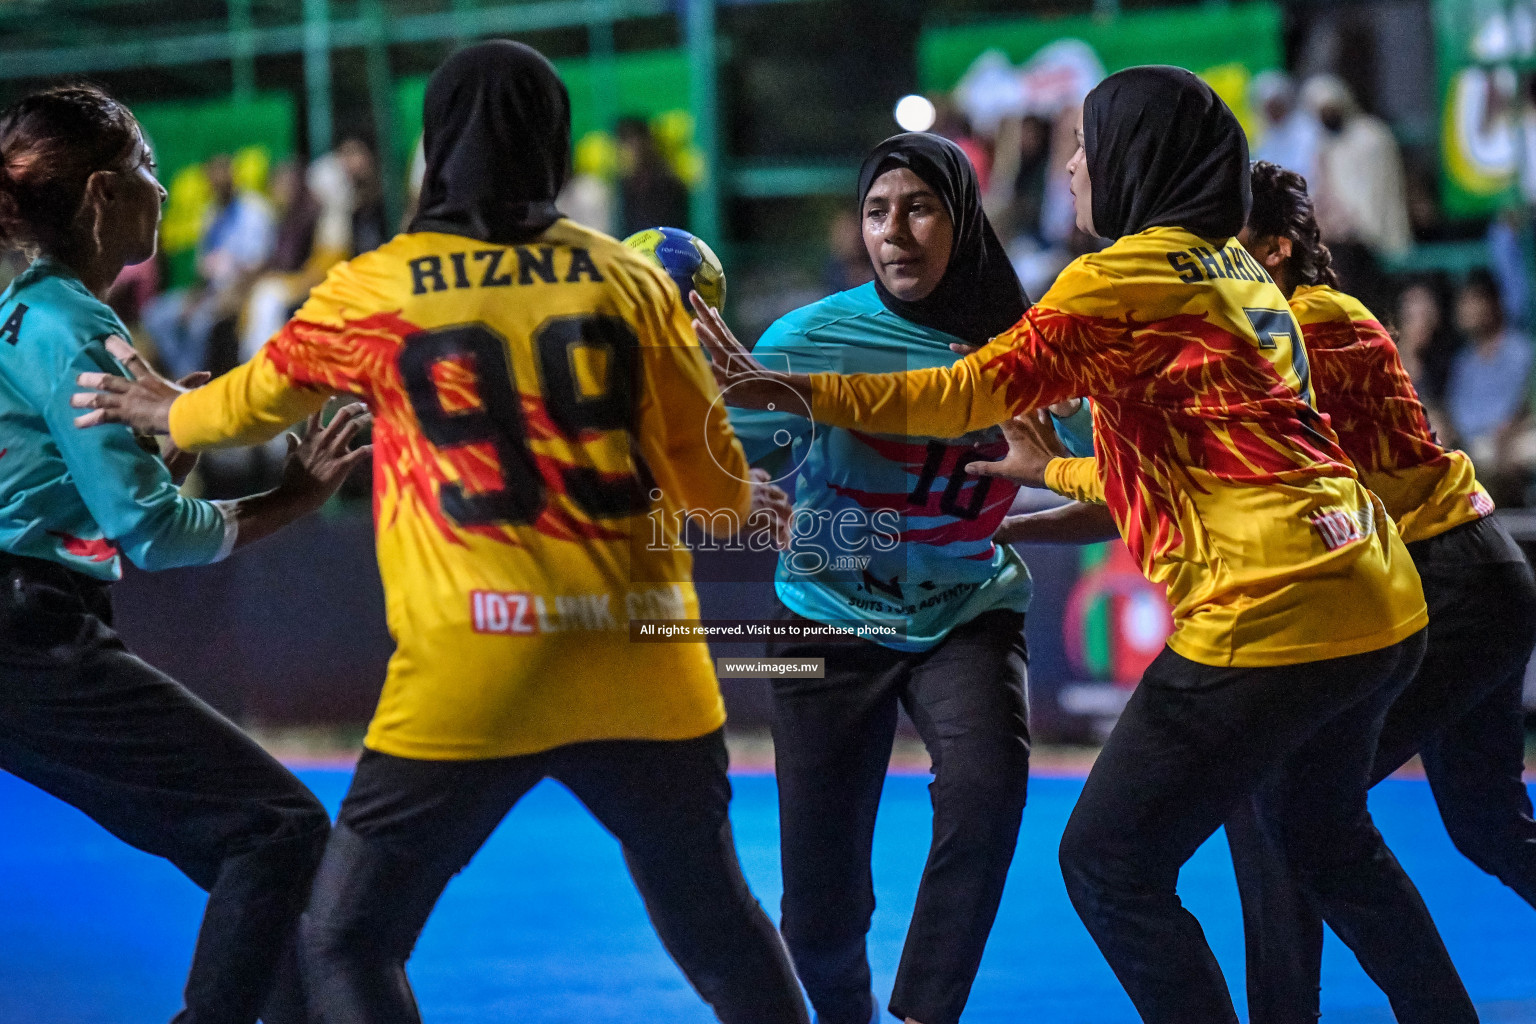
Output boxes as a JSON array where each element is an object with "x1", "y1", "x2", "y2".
[
  {"x1": 0, "y1": 86, "x2": 366, "y2": 1023},
  {"x1": 726, "y1": 133, "x2": 1092, "y2": 1024}
]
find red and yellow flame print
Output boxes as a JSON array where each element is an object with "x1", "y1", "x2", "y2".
[
  {"x1": 809, "y1": 226, "x2": 1428, "y2": 667},
  {"x1": 167, "y1": 224, "x2": 745, "y2": 761},
  {"x1": 266, "y1": 311, "x2": 627, "y2": 547},
  {"x1": 1291, "y1": 284, "x2": 1491, "y2": 543}
]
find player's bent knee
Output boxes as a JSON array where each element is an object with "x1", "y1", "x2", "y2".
[{"x1": 1058, "y1": 817, "x2": 1142, "y2": 904}]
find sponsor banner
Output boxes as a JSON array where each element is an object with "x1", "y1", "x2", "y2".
[
  {"x1": 919, "y1": 2, "x2": 1282, "y2": 139},
  {"x1": 1434, "y1": 0, "x2": 1536, "y2": 216}
]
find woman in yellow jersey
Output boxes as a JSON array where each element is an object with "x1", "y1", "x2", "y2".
[
  {"x1": 74, "y1": 42, "x2": 807, "y2": 1024},
  {"x1": 1221, "y1": 160, "x2": 1536, "y2": 1024},
  {"x1": 692, "y1": 66, "x2": 1473, "y2": 1024}
]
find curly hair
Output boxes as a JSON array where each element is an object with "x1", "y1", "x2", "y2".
[
  {"x1": 0, "y1": 85, "x2": 141, "y2": 255},
  {"x1": 1246, "y1": 160, "x2": 1339, "y2": 289}
]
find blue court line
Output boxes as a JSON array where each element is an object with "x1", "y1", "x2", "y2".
[{"x1": 0, "y1": 770, "x2": 1529, "y2": 1022}]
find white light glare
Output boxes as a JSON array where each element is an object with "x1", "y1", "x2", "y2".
[{"x1": 894, "y1": 94, "x2": 937, "y2": 133}]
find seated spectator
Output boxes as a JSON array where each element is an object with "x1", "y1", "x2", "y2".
[
  {"x1": 982, "y1": 112, "x2": 1051, "y2": 241},
  {"x1": 616, "y1": 115, "x2": 689, "y2": 235},
  {"x1": 143, "y1": 153, "x2": 274, "y2": 378},
  {"x1": 1446, "y1": 269, "x2": 1535, "y2": 500}
]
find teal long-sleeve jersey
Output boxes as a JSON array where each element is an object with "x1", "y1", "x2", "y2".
[
  {"x1": 0, "y1": 258, "x2": 233, "y2": 580},
  {"x1": 730, "y1": 283, "x2": 1094, "y2": 652}
]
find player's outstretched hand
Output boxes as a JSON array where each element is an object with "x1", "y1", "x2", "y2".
[
  {"x1": 691, "y1": 291, "x2": 812, "y2": 413},
  {"x1": 747, "y1": 467, "x2": 793, "y2": 550},
  {"x1": 71, "y1": 335, "x2": 183, "y2": 434},
  {"x1": 276, "y1": 405, "x2": 373, "y2": 516},
  {"x1": 967, "y1": 410, "x2": 1071, "y2": 488}
]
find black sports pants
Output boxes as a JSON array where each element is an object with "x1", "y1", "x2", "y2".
[
  {"x1": 300, "y1": 728, "x2": 809, "y2": 1024},
  {"x1": 1228, "y1": 515, "x2": 1536, "y2": 1024},
  {"x1": 765, "y1": 608, "x2": 1030, "y2": 1024},
  {"x1": 0, "y1": 552, "x2": 330, "y2": 1024},
  {"x1": 1059, "y1": 629, "x2": 1478, "y2": 1024}
]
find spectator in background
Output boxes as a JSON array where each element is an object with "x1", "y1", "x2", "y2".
[
  {"x1": 240, "y1": 159, "x2": 326, "y2": 363},
  {"x1": 1487, "y1": 205, "x2": 1530, "y2": 329},
  {"x1": 1303, "y1": 74, "x2": 1411, "y2": 313},
  {"x1": 559, "y1": 130, "x2": 618, "y2": 235},
  {"x1": 982, "y1": 112, "x2": 1052, "y2": 242},
  {"x1": 616, "y1": 115, "x2": 690, "y2": 235},
  {"x1": 1393, "y1": 276, "x2": 1460, "y2": 418},
  {"x1": 143, "y1": 153, "x2": 274, "y2": 378},
  {"x1": 1250, "y1": 71, "x2": 1320, "y2": 184},
  {"x1": 336, "y1": 138, "x2": 388, "y2": 256},
  {"x1": 1446, "y1": 269, "x2": 1534, "y2": 500},
  {"x1": 932, "y1": 98, "x2": 991, "y2": 191},
  {"x1": 241, "y1": 141, "x2": 394, "y2": 364},
  {"x1": 1001, "y1": 106, "x2": 1102, "y2": 299}
]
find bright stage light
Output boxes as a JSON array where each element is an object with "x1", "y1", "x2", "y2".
[{"x1": 894, "y1": 94, "x2": 937, "y2": 132}]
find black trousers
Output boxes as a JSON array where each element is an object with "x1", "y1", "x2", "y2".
[
  {"x1": 765, "y1": 608, "x2": 1030, "y2": 1024},
  {"x1": 1059, "y1": 629, "x2": 1478, "y2": 1024},
  {"x1": 1228, "y1": 516, "x2": 1536, "y2": 1024},
  {"x1": 0, "y1": 553, "x2": 330, "y2": 1024},
  {"x1": 299, "y1": 728, "x2": 809, "y2": 1024}
]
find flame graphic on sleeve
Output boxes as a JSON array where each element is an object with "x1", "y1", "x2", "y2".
[
  {"x1": 976, "y1": 304, "x2": 1357, "y2": 580},
  {"x1": 1302, "y1": 317, "x2": 1452, "y2": 476}
]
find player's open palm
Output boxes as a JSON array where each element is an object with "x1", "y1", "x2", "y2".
[
  {"x1": 691, "y1": 291, "x2": 809, "y2": 412},
  {"x1": 280, "y1": 405, "x2": 373, "y2": 515},
  {"x1": 71, "y1": 334, "x2": 185, "y2": 434},
  {"x1": 967, "y1": 410, "x2": 1070, "y2": 489}
]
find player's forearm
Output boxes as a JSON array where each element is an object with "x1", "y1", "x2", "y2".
[
  {"x1": 996, "y1": 502, "x2": 1119, "y2": 546},
  {"x1": 1043, "y1": 456, "x2": 1107, "y2": 504},
  {"x1": 169, "y1": 353, "x2": 328, "y2": 451},
  {"x1": 221, "y1": 484, "x2": 323, "y2": 552},
  {"x1": 808, "y1": 359, "x2": 1011, "y2": 439}
]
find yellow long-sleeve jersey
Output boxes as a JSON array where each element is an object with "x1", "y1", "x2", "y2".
[
  {"x1": 1290, "y1": 284, "x2": 1492, "y2": 544},
  {"x1": 170, "y1": 221, "x2": 752, "y2": 759},
  {"x1": 811, "y1": 226, "x2": 1427, "y2": 668}
]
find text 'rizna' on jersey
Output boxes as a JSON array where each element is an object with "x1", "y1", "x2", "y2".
[{"x1": 409, "y1": 247, "x2": 604, "y2": 295}]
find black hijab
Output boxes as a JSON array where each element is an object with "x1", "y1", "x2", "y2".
[
  {"x1": 857, "y1": 133, "x2": 1029, "y2": 345},
  {"x1": 410, "y1": 40, "x2": 570, "y2": 244},
  {"x1": 1083, "y1": 65, "x2": 1250, "y2": 240}
]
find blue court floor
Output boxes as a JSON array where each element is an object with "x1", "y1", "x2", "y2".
[{"x1": 0, "y1": 767, "x2": 1531, "y2": 1023}]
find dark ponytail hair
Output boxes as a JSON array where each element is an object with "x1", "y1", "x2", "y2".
[
  {"x1": 1246, "y1": 160, "x2": 1339, "y2": 289},
  {"x1": 0, "y1": 85, "x2": 141, "y2": 256}
]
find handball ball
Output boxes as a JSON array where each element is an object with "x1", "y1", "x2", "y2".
[{"x1": 622, "y1": 226, "x2": 726, "y2": 314}]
